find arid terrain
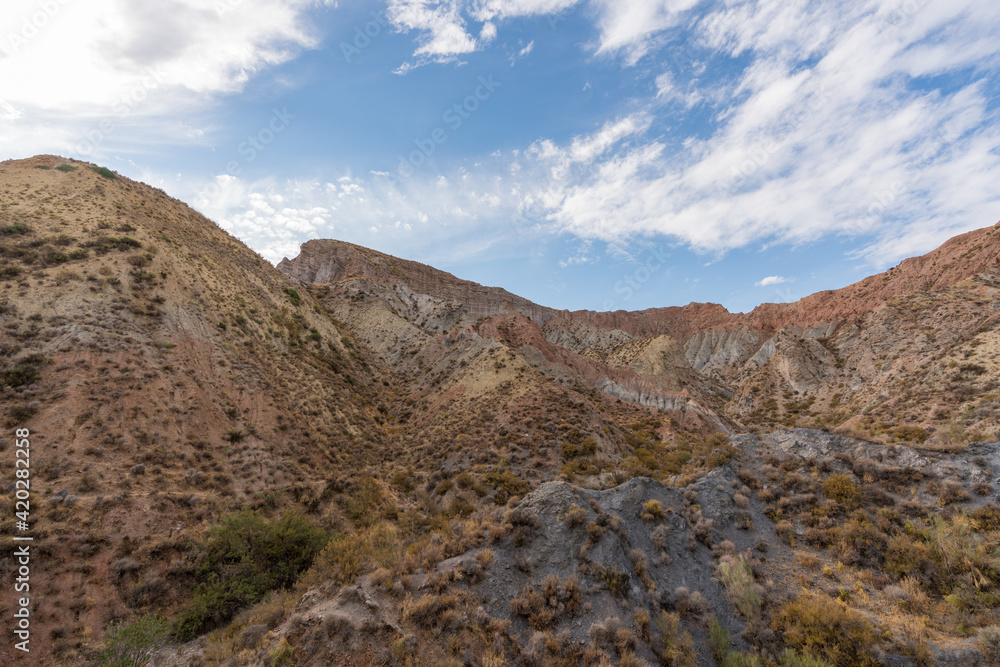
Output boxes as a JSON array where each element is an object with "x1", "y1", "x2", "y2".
[{"x1": 0, "y1": 155, "x2": 998, "y2": 666}]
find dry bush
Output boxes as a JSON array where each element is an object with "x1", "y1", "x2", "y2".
[
  {"x1": 640, "y1": 499, "x2": 666, "y2": 521},
  {"x1": 564, "y1": 504, "x2": 587, "y2": 527},
  {"x1": 631, "y1": 549, "x2": 655, "y2": 592},
  {"x1": 658, "y1": 611, "x2": 696, "y2": 667},
  {"x1": 511, "y1": 575, "x2": 583, "y2": 630},
  {"x1": 979, "y1": 626, "x2": 1000, "y2": 663},
  {"x1": 772, "y1": 592, "x2": 881, "y2": 667},
  {"x1": 822, "y1": 474, "x2": 859, "y2": 507},
  {"x1": 715, "y1": 555, "x2": 760, "y2": 619},
  {"x1": 937, "y1": 479, "x2": 971, "y2": 506},
  {"x1": 775, "y1": 521, "x2": 795, "y2": 545},
  {"x1": 883, "y1": 577, "x2": 930, "y2": 614},
  {"x1": 796, "y1": 552, "x2": 820, "y2": 570},
  {"x1": 401, "y1": 592, "x2": 462, "y2": 629}
]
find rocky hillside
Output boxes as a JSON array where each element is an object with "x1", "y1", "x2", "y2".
[
  {"x1": 0, "y1": 156, "x2": 398, "y2": 665},
  {"x1": 0, "y1": 156, "x2": 998, "y2": 666},
  {"x1": 279, "y1": 222, "x2": 1000, "y2": 448}
]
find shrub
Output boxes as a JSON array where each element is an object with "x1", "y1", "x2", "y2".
[
  {"x1": 91, "y1": 165, "x2": 118, "y2": 179},
  {"x1": 482, "y1": 470, "x2": 530, "y2": 504},
  {"x1": 55, "y1": 164, "x2": 77, "y2": 172},
  {"x1": 560, "y1": 437, "x2": 597, "y2": 459},
  {"x1": 595, "y1": 564, "x2": 629, "y2": 597},
  {"x1": 822, "y1": 474, "x2": 859, "y2": 507},
  {"x1": 296, "y1": 524, "x2": 401, "y2": 592},
  {"x1": 970, "y1": 504, "x2": 1000, "y2": 532},
  {"x1": 4, "y1": 363, "x2": 40, "y2": 388},
  {"x1": 979, "y1": 626, "x2": 1000, "y2": 663},
  {"x1": 564, "y1": 504, "x2": 587, "y2": 527},
  {"x1": 772, "y1": 592, "x2": 880, "y2": 667},
  {"x1": 98, "y1": 614, "x2": 170, "y2": 667},
  {"x1": 715, "y1": 555, "x2": 760, "y2": 619},
  {"x1": 889, "y1": 425, "x2": 929, "y2": 443},
  {"x1": 5, "y1": 403, "x2": 36, "y2": 426},
  {"x1": 174, "y1": 510, "x2": 327, "y2": 641},
  {"x1": 344, "y1": 477, "x2": 384, "y2": 527},
  {"x1": 284, "y1": 288, "x2": 301, "y2": 306},
  {"x1": 641, "y1": 499, "x2": 666, "y2": 521},
  {"x1": 511, "y1": 575, "x2": 582, "y2": 629},
  {"x1": 658, "y1": 611, "x2": 696, "y2": 667},
  {"x1": 1, "y1": 223, "x2": 31, "y2": 235},
  {"x1": 224, "y1": 428, "x2": 247, "y2": 443},
  {"x1": 832, "y1": 514, "x2": 887, "y2": 568},
  {"x1": 390, "y1": 468, "x2": 415, "y2": 492}
]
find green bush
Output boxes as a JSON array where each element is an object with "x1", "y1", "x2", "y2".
[
  {"x1": 98, "y1": 614, "x2": 170, "y2": 667},
  {"x1": 1, "y1": 223, "x2": 30, "y2": 236},
  {"x1": 482, "y1": 470, "x2": 531, "y2": 504},
  {"x1": 174, "y1": 510, "x2": 327, "y2": 641},
  {"x1": 82, "y1": 236, "x2": 141, "y2": 254},
  {"x1": 55, "y1": 164, "x2": 77, "y2": 172},
  {"x1": 91, "y1": 165, "x2": 118, "y2": 179},
  {"x1": 45, "y1": 250, "x2": 69, "y2": 264},
  {"x1": 560, "y1": 437, "x2": 597, "y2": 459},
  {"x1": 284, "y1": 288, "x2": 301, "y2": 306},
  {"x1": 4, "y1": 363, "x2": 40, "y2": 388}
]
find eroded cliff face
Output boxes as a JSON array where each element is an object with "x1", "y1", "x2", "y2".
[
  {"x1": 279, "y1": 239, "x2": 556, "y2": 324},
  {"x1": 279, "y1": 223, "x2": 1000, "y2": 442}
]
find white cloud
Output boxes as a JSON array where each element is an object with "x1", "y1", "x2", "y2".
[
  {"x1": 388, "y1": 0, "x2": 477, "y2": 71},
  {"x1": 389, "y1": 0, "x2": 703, "y2": 63},
  {"x1": 589, "y1": 0, "x2": 704, "y2": 64},
  {"x1": 0, "y1": 0, "x2": 327, "y2": 158},
  {"x1": 755, "y1": 276, "x2": 787, "y2": 287},
  {"x1": 507, "y1": 0, "x2": 1000, "y2": 268},
  {"x1": 114, "y1": 0, "x2": 1000, "y2": 284}
]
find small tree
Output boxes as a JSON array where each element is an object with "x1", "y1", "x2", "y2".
[{"x1": 99, "y1": 615, "x2": 171, "y2": 667}]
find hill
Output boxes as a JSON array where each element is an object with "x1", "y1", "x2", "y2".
[{"x1": 0, "y1": 155, "x2": 997, "y2": 666}]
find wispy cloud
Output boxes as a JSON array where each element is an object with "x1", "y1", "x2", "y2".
[
  {"x1": 511, "y1": 0, "x2": 1000, "y2": 268},
  {"x1": 119, "y1": 0, "x2": 1000, "y2": 284},
  {"x1": 755, "y1": 276, "x2": 787, "y2": 287},
  {"x1": 389, "y1": 0, "x2": 704, "y2": 65}
]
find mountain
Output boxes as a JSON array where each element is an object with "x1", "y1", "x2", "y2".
[
  {"x1": 279, "y1": 224, "x2": 1000, "y2": 449},
  {"x1": 1, "y1": 155, "x2": 998, "y2": 666}
]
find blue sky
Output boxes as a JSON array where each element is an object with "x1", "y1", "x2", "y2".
[{"x1": 2, "y1": 0, "x2": 1000, "y2": 314}]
